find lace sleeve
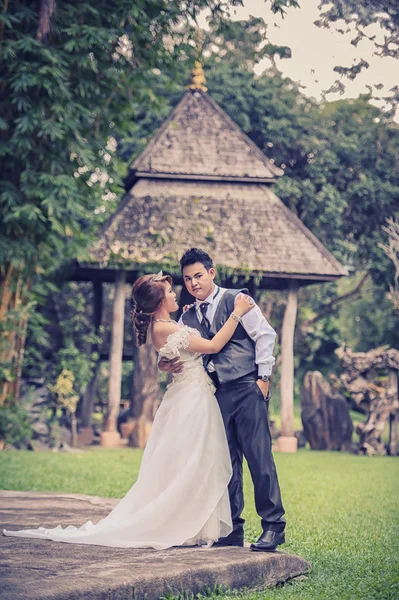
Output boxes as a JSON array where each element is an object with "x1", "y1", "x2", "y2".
[{"x1": 158, "y1": 326, "x2": 194, "y2": 360}]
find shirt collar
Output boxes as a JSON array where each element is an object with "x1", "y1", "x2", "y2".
[{"x1": 196, "y1": 285, "x2": 220, "y2": 307}]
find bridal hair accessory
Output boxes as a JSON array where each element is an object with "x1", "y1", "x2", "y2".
[
  {"x1": 149, "y1": 271, "x2": 164, "y2": 283},
  {"x1": 131, "y1": 301, "x2": 153, "y2": 317},
  {"x1": 136, "y1": 309, "x2": 153, "y2": 315}
]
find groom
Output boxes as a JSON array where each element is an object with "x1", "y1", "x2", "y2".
[{"x1": 159, "y1": 248, "x2": 286, "y2": 551}]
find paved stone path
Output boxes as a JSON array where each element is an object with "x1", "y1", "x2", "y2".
[{"x1": 0, "y1": 490, "x2": 310, "y2": 600}]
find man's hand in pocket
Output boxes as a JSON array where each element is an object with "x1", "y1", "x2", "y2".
[{"x1": 256, "y1": 380, "x2": 270, "y2": 399}]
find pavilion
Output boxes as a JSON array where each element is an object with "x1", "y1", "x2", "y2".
[{"x1": 72, "y1": 65, "x2": 347, "y2": 451}]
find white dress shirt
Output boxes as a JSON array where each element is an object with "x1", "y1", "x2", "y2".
[{"x1": 178, "y1": 285, "x2": 276, "y2": 377}]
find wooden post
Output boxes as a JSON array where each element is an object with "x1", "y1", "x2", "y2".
[
  {"x1": 388, "y1": 369, "x2": 398, "y2": 456},
  {"x1": 100, "y1": 271, "x2": 126, "y2": 447},
  {"x1": 79, "y1": 281, "x2": 103, "y2": 445},
  {"x1": 278, "y1": 280, "x2": 299, "y2": 453}
]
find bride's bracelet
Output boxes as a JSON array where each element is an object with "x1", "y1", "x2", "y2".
[{"x1": 230, "y1": 312, "x2": 243, "y2": 325}]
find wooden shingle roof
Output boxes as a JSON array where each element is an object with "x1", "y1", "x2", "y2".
[
  {"x1": 129, "y1": 89, "x2": 282, "y2": 183},
  {"x1": 85, "y1": 86, "x2": 348, "y2": 286},
  {"x1": 91, "y1": 179, "x2": 348, "y2": 281}
]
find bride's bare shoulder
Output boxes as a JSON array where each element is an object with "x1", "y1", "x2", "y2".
[{"x1": 151, "y1": 321, "x2": 180, "y2": 350}]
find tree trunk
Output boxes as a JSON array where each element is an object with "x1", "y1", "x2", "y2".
[
  {"x1": 71, "y1": 413, "x2": 78, "y2": 448},
  {"x1": 37, "y1": 0, "x2": 56, "y2": 44},
  {"x1": 278, "y1": 281, "x2": 298, "y2": 452},
  {"x1": 80, "y1": 281, "x2": 103, "y2": 429},
  {"x1": 128, "y1": 340, "x2": 161, "y2": 448},
  {"x1": 130, "y1": 343, "x2": 161, "y2": 420},
  {"x1": 81, "y1": 363, "x2": 100, "y2": 426},
  {"x1": 0, "y1": 265, "x2": 32, "y2": 405},
  {"x1": 101, "y1": 272, "x2": 126, "y2": 445},
  {"x1": 14, "y1": 318, "x2": 28, "y2": 401}
]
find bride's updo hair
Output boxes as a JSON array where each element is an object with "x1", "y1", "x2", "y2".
[{"x1": 131, "y1": 273, "x2": 173, "y2": 346}]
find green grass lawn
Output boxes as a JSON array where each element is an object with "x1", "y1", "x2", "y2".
[{"x1": 1, "y1": 448, "x2": 398, "y2": 600}]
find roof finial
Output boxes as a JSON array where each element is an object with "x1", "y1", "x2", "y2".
[
  {"x1": 187, "y1": 27, "x2": 207, "y2": 92},
  {"x1": 188, "y1": 60, "x2": 207, "y2": 91}
]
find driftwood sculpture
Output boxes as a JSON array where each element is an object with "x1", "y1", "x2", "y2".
[
  {"x1": 336, "y1": 346, "x2": 399, "y2": 456},
  {"x1": 301, "y1": 371, "x2": 353, "y2": 451}
]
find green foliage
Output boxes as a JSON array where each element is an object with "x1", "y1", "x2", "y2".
[
  {"x1": 0, "y1": 0, "x2": 258, "y2": 402},
  {"x1": 0, "y1": 401, "x2": 33, "y2": 447},
  {"x1": 1, "y1": 2, "x2": 297, "y2": 274},
  {"x1": 334, "y1": 276, "x2": 399, "y2": 351},
  {"x1": 289, "y1": 274, "x2": 399, "y2": 393},
  {"x1": 23, "y1": 281, "x2": 101, "y2": 399},
  {"x1": 56, "y1": 344, "x2": 97, "y2": 395},
  {"x1": 49, "y1": 369, "x2": 79, "y2": 414},
  {"x1": 1, "y1": 1, "x2": 180, "y2": 271},
  {"x1": 211, "y1": 75, "x2": 398, "y2": 282},
  {"x1": 315, "y1": 1, "x2": 399, "y2": 115}
]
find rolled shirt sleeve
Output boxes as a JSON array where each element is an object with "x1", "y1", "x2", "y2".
[{"x1": 240, "y1": 302, "x2": 276, "y2": 377}]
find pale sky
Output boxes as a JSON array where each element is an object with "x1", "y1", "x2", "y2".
[{"x1": 200, "y1": 0, "x2": 398, "y2": 116}]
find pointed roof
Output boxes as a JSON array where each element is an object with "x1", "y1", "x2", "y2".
[
  {"x1": 129, "y1": 89, "x2": 282, "y2": 183},
  {"x1": 90, "y1": 179, "x2": 348, "y2": 282},
  {"x1": 84, "y1": 86, "x2": 348, "y2": 288}
]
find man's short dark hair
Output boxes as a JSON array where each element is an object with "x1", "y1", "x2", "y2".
[{"x1": 180, "y1": 248, "x2": 214, "y2": 271}]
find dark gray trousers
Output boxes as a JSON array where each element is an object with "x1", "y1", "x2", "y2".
[{"x1": 215, "y1": 372, "x2": 286, "y2": 538}]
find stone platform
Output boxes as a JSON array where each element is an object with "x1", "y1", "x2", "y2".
[{"x1": 0, "y1": 491, "x2": 310, "y2": 600}]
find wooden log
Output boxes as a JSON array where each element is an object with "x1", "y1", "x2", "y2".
[
  {"x1": 336, "y1": 347, "x2": 399, "y2": 456},
  {"x1": 301, "y1": 371, "x2": 353, "y2": 451},
  {"x1": 336, "y1": 346, "x2": 399, "y2": 374},
  {"x1": 278, "y1": 281, "x2": 298, "y2": 452},
  {"x1": 356, "y1": 390, "x2": 391, "y2": 456},
  {"x1": 101, "y1": 272, "x2": 126, "y2": 445}
]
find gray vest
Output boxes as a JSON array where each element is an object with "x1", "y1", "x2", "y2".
[{"x1": 182, "y1": 289, "x2": 256, "y2": 384}]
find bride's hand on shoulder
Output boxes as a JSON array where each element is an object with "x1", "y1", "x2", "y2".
[
  {"x1": 234, "y1": 293, "x2": 255, "y2": 317},
  {"x1": 183, "y1": 303, "x2": 195, "y2": 313}
]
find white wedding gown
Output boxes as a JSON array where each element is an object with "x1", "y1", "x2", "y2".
[{"x1": 3, "y1": 326, "x2": 233, "y2": 549}]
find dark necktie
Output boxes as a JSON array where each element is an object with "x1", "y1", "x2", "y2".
[{"x1": 199, "y1": 302, "x2": 211, "y2": 335}]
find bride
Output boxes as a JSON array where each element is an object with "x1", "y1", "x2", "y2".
[{"x1": 3, "y1": 272, "x2": 254, "y2": 549}]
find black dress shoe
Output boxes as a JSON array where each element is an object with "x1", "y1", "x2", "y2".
[
  {"x1": 213, "y1": 539, "x2": 244, "y2": 547},
  {"x1": 250, "y1": 530, "x2": 285, "y2": 552},
  {"x1": 213, "y1": 528, "x2": 244, "y2": 547}
]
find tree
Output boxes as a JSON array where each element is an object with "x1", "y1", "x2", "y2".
[
  {"x1": 0, "y1": 0, "x2": 302, "y2": 404},
  {"x1": 315, "y1": 1, "x2": 399, "y2": 116},
  {"x1": 0, "y1": 0, "x2": 249, "y2": 404},
  {"x1": 49, "y1": 369, "x2": 80, "y2": 447}
]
